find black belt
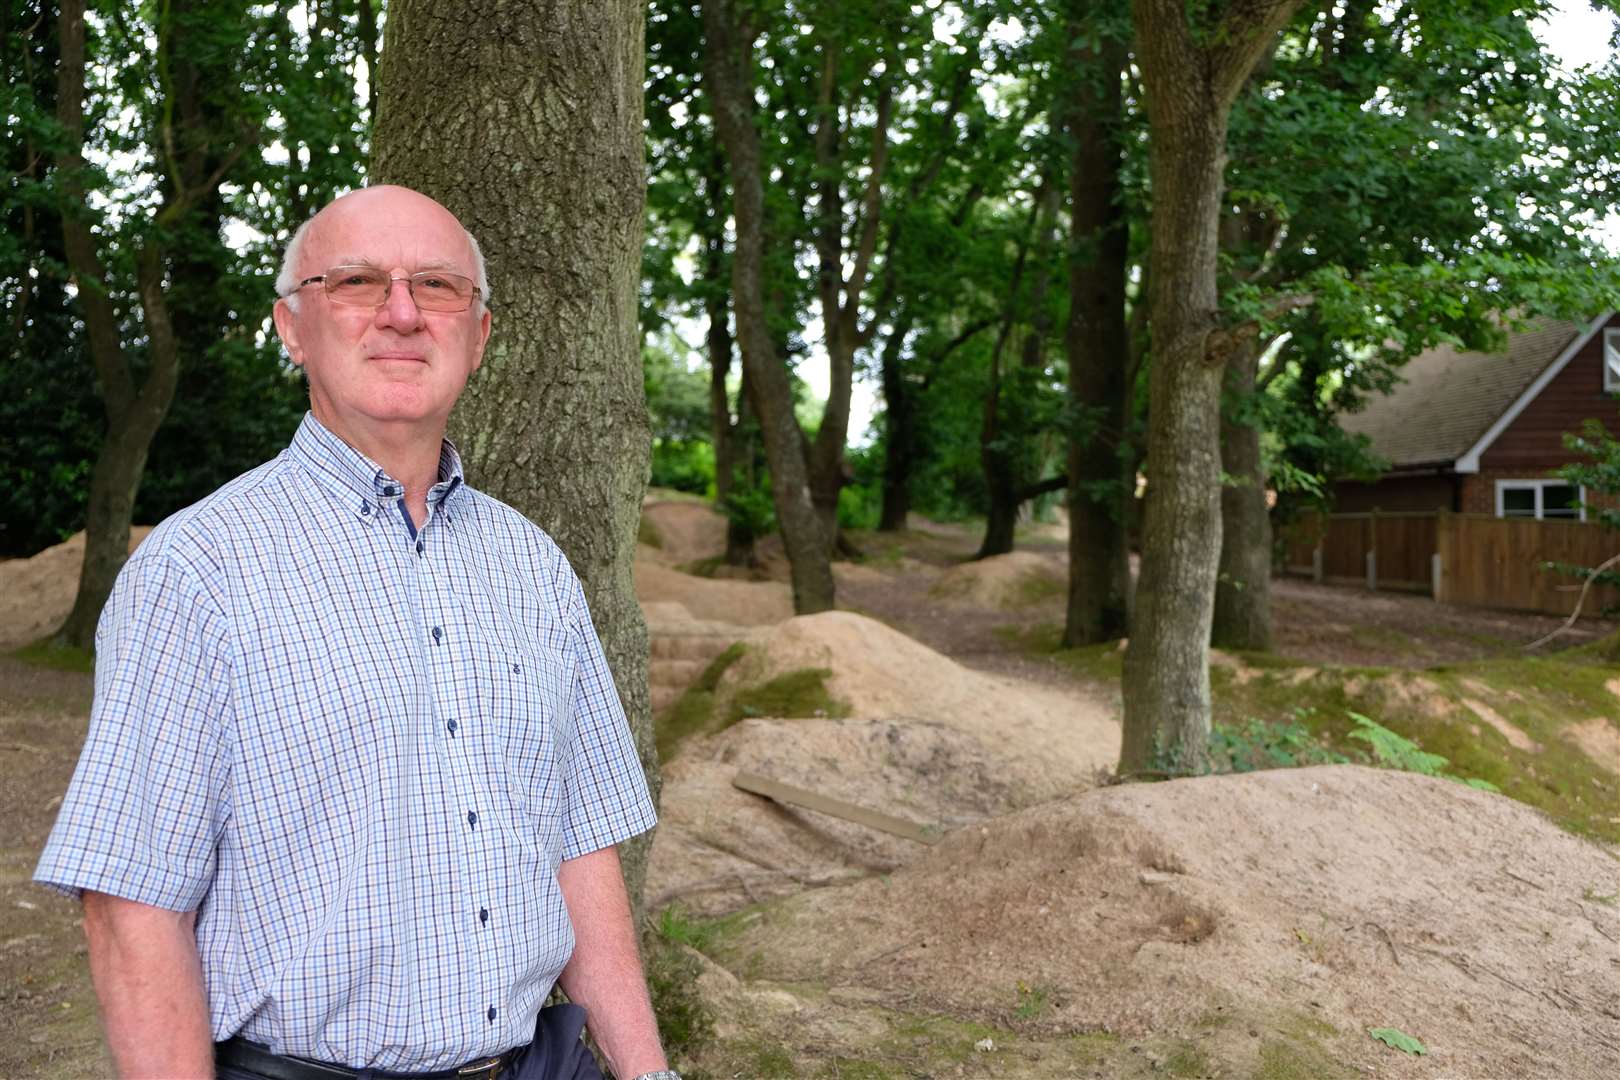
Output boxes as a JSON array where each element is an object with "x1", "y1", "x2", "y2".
[{"x1": 216, "y1": 1037, "x2": 521, "y2": 1080}]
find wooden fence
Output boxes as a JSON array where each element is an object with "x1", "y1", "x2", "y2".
[{"x1": 1282, "y1": 511, "x2": 1620, "y2": 617}]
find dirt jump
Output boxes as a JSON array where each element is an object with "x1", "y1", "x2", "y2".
[{"x1": 2, "y1": 500, "x2": 1616, "y2": 1078}]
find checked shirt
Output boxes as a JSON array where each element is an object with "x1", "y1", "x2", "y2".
[{"x1": 36, "y1": 412, "x2": 657, "y2": 1071}]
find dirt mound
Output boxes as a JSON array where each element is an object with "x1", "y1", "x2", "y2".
[
  {"x1": 928, "y1": 550, "x2": 1065, "y2": 610},
  {"x1": 640, "y1": 499, "x2": 728, "y2": 564},
  {"x1": 0, "y1": 528, "x2": 154, "y2": 652},
  {"x1": 647, "y1": 717, "x2": 1017, "y2": 915},
  {"x1": 647, "y1": 611, "x2": 1120, "y2": 915},
  {"x1": 717, "y1": 765, "x2": 1620, "y2": 1079},
  {"x1": 635, "y1": 561, "x2": 792, "y2": 627},
  {"x1": 721, "y1": 612, "x2": 1119, "y2": 803}
]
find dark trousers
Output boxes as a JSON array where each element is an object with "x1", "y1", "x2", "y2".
[{"x1": 216, "y1": 1004, "x2": 604, "y2": 1080}]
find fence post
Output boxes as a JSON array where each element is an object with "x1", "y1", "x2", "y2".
[
  {"x1": 1366, "y1": 507, "x2": 1379, "y2": 591},
  {"x1": 1433, "y1": 508, "x2": 1449, "y2": 603},
  {"x1": 1312, "y1": 544, "x2": 1323, "y2": 584}
]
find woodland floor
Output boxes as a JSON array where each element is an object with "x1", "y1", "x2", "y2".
[{"x1": 1, "y1": 508, "x2": 1617, "y2": 1078}]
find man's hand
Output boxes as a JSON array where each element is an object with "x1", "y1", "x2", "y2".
[
  {"x1": 82, "y1": 891, "x2": 213, "y2": 1079},
  {"x1": 556, "y1": 846, "x2": 668, "y2": 1079}
]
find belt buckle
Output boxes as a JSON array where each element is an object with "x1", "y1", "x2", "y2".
[{"x1": 456, "y1": 1057, "x2": 503, "y2": 1080}]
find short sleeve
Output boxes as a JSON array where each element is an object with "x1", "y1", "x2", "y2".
[
  {"x1": 34, "y1": 552, "x2": 233, "y2": 910},
  {"x1": 558, "y1": 575, "x2": 656, "y2": 861}
]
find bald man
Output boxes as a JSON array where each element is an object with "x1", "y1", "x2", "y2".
[{"x1": 37, "y1": 187, "x2": 676, "y2": 1080}]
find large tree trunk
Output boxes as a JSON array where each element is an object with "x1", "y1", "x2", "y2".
[
  {"x1": 1121, "y1": 0, "x2": 1300, "y2": 776},
  {"x1": 1062, "y1": 3, "x2": 1132, "y2": 646},
  {"x1": 373, "y1": 0, "x2": 659, "y2": 907},
  {"x1": 701, "y1": 0, "x2": 835, "y2": 613},
  {"x1": 1212, "y1": 336, "x2": 1274, "y2": 651}
]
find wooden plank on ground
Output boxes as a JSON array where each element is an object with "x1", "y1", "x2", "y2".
[{"x1": 732, "y1": 771, "x2": 941, "y2": 845}]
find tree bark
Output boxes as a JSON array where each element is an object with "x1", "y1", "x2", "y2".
[
  {"x1": 1121, "y1": 0, "x2": 1300, "y2": 776},
  {"x1": 52, "y1": 0, "x2": 229, "y2": 650},
  {"x1": 977, "y1": 177, "x2": 1057, "y2": 560},
  {"x1": 877, "y1": 313, "x2": 917, "y2": 532},
  {"x1": 701, "y1": 0, "x2": 835, "y2": 612},
  {"x1": 374, "y1": 0, "x2": 658, "y2": 909},
  {"x1": 1062, "y1": 2, "x2": 1132, "y2": 646},
  {"x1": 1212, "y1": 335, "x2": 1274, "y2": 651}
]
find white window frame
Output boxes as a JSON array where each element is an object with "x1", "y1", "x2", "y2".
[
  {"x1": 1605, "y1": 327, "x2": 1620, "y2": 393},
  {"x1": 1495, "y1": 479, "x2": 1586, "y2": 521}
]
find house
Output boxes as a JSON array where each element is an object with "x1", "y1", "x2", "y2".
[{"x1": 1333, "y1": 313, "x2": 1620, "y2": 519}]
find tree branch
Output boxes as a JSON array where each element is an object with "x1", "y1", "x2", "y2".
[
  {"x1": 846, "y1": 74, "x2": 894, "y2": 339},
  {"x1": 1523, "y1": 551, "x2": 1620, "y2": 651}
]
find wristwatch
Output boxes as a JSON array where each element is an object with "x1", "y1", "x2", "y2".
[{"x1": 630, "y1": 1072, "x2": 682, "y2": 1080}]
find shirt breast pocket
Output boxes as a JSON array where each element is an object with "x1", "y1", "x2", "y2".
[{"x1": 479, "y1": 629, "x2": 578, "y2": 836}]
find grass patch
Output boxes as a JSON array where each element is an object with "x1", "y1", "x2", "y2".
[
  {"x1": 643, "y1": 932, "x2": 715, "y2": 1063},
  {"x1": 1255, "y1": 1035, "x2": 1355, "y2": 1080},
  {"x1": 656, "y1": 643, "x2": 748, "y2": 762},
  {"x1": 727, "y1": 668, "x2": 851, "y2": 723},
  {"x1": 12, "y1": 640, "x2": 94, "y2": 673},
  {"x1": 1013, "y1": 625, "x2": 1620, "y2": 842}
]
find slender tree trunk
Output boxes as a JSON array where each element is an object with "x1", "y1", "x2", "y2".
[
  {"x1": 1212, "y1": 336, "x2": 1274, "y2": 650},
  {"x1": 1121, "y1": 0, "x2": 1300, "y2": 775},
  {"x1": 52, "y1": 0, "x2": 193, "y2": 650},
  {"x1": 701, "y1": 0, "x2": 834, "y2": 612},
  {"x1": 977, "y1": 178, "x2": 1056, "y2": 560},
  {"x1": 878, "y1": 314, "x2": 916, "y2": 532},
  {"x1": 374, "y1": 0, "x2": 659, "y2": 907},
  {"x1": 1062, "y1": 5, "x2": 1132, "y2": 646}
]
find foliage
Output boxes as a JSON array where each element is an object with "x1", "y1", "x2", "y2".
[
  {"x1": 0, "y1": 0, "x2": 370, "y2": 557},
  {"x1": 1210, "y1": 711, "x2": 1350, "y2": 773},
  {"x1": 1367, "y1": 1027, "x2": 1426, "y2": 1056},
  {"x1": 644, "y1": 910, "x2": 716, "y2": 1060},
  {"x1": 1347, "y1": 711, "x2": 1499, "y2": 792},
  {"x1": 1548, "y1": 415, "x2": 1620, "y2": 611},
  {"x1": 1225, "y1": 3, "x2": 1620, "y2": 512}
]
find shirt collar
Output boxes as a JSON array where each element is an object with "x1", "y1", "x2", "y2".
[{"x1": 289, "y1": 412, "x2": 467, "y2": 525}]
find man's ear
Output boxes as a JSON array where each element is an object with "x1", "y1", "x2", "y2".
[
  {"x1": 272, "y1": 298, "x2": 306, "y2": 367},
  {"x1": 471, "y1": 306, "x2": 492, "y2": 373}
]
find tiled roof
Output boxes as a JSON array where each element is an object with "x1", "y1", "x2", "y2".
[{"x1": 1337, "y1": 317, "x2": 1583, "y2": 469}]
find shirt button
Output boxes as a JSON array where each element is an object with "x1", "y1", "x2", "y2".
[
  {"x1": 511, "y1": 663, "x2": 521, "y2": 675},
  {"x1": 467, "y1": 810, "x2": 478, "y2": 827},
  {"x1": 360, "y1": 501, "x2": 371, "y2": 516},
  {"x1": 479, "y1": 907, "x2": 489, "y2": 925},
  {"x1": 416, "y1": 540, "x2": 424, "y2": 555},
  {"x1": 487, "y1": 1005, "x2": 497, "y2": 1022},
  {"x1": 432, "y1": 626, "x2": 443, "y2": 643},
  {"x1": 446, "y1": 719, "x2": 457, "y2": 735}
]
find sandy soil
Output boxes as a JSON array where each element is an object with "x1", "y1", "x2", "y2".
[
  {"x1": 3, "y1": 508, "x2": 1617, "y2": 1078},
  {"x1": 716, "y1": 765, "x2": 1620, "y2": 1079},
  {"x1": 0, "y1": 529, "x2": 153, "y2": 653}
]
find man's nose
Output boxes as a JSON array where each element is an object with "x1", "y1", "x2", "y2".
[{"x1": 374, "y1": 276, "x2": 425, "y2": 330}]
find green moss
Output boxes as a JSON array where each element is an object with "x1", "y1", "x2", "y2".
[
  {"x1": 741, "y1": 1040, "x2": 799, "y2": 1077},
  {"x1": 643, "y1": 932, "x2": 715, "y2": 1059},
  {"x1": 12, "y1": 640, "x2": 94, "y2": 673},
  {"x1": 1016, "y1": 571, "x2": 1065, "y2": 606},
  {"x1": 656, "y1": 643, "x2": 748, "y2": 761},
  {"x1": 727, "y1": 667, "x2": 850, "y2": 723},
  {"x1": 815, "y1": 1060, "x2": 893, "y2": 1080},
  {"x1": 1164, "y1": 1041, "x2": 1211, "y2": 1078},
  {"x1": 1255, "y1": 1036, "x2": 1355, "y2": 1080}
]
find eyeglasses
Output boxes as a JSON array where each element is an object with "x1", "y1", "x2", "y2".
[{"x1": 289, "y1": 265, "x2": 482, "y2": 312}]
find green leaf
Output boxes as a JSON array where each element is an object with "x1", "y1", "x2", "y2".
[{"x1": 1368, "y1": 1027, "x2": 1427, "y2": 1055}]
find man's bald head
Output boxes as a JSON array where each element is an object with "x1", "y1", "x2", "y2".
[{"x1": 275, "y1": 185, "x2": 490, "y2": 311}]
